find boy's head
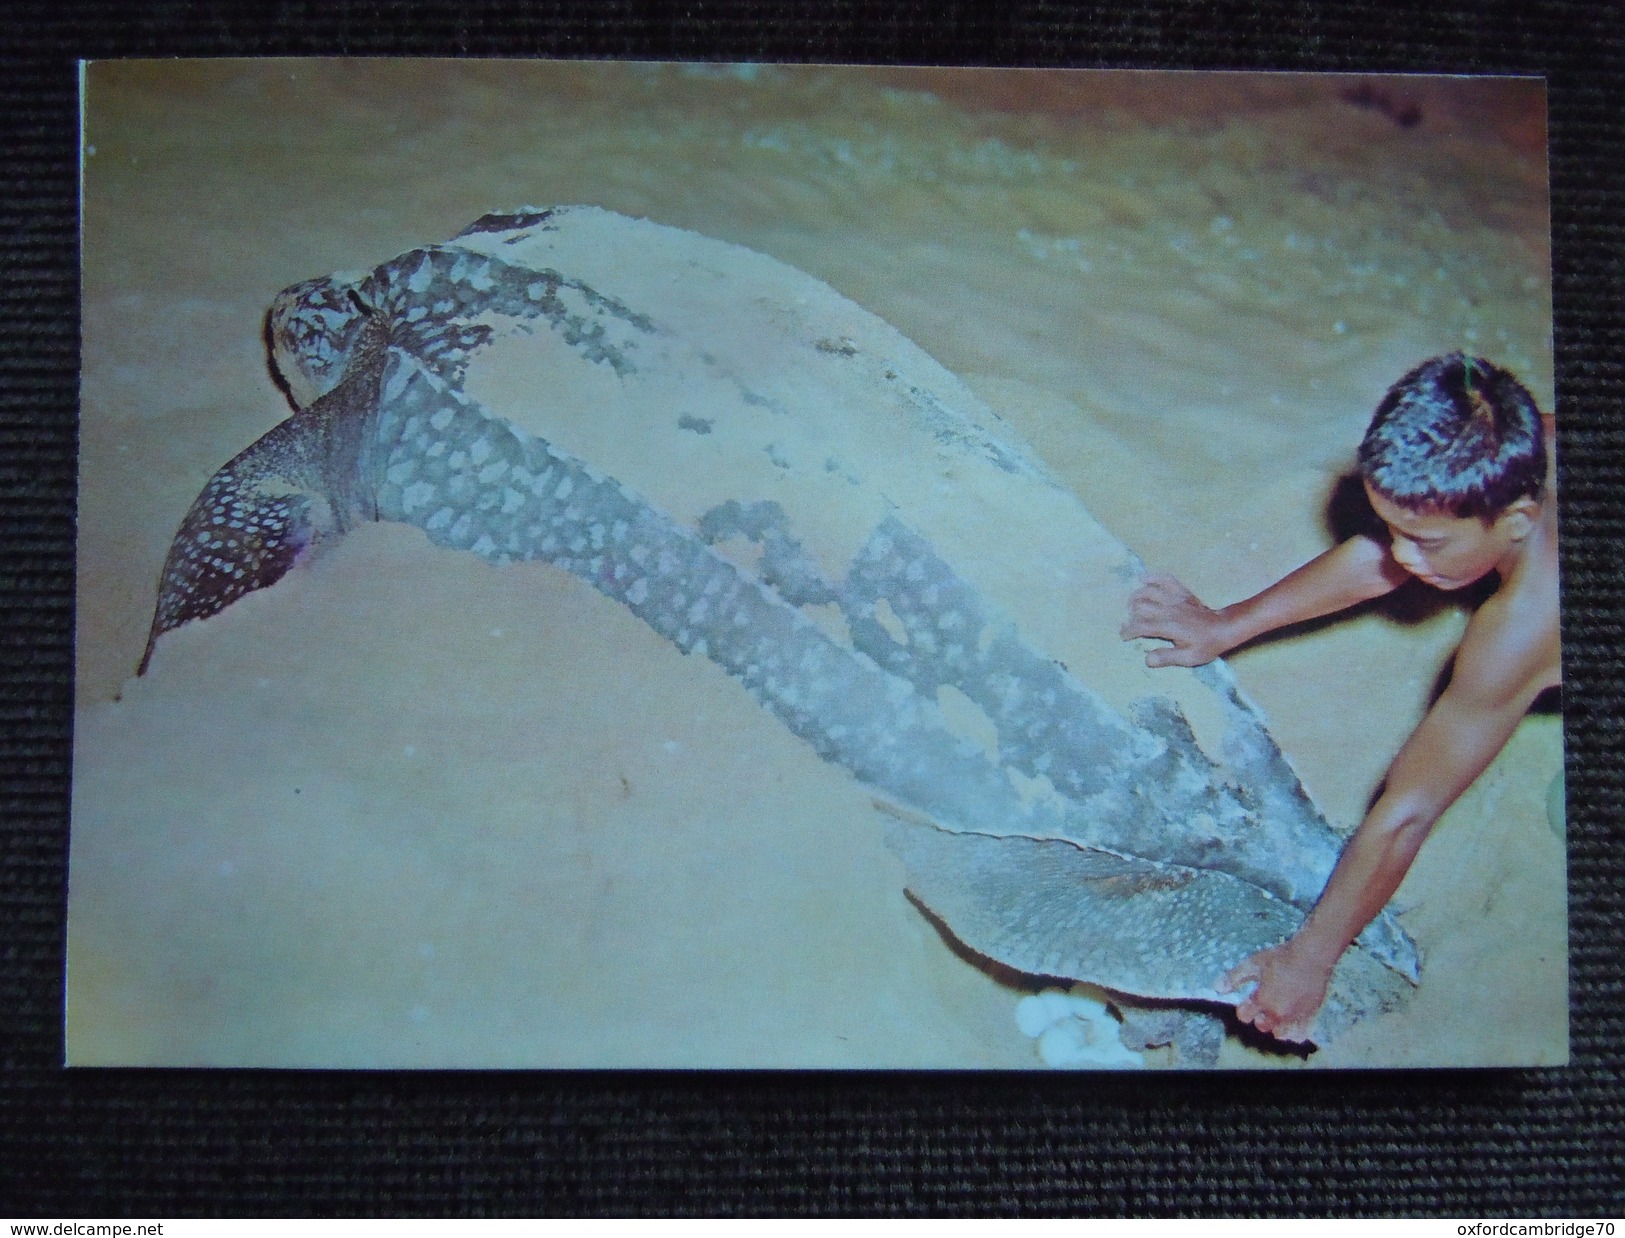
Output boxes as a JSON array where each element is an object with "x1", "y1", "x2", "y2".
[
  {"x1": 1358, "y1": 353, "x2": 1546, "y2": 519},
  {"x1": 1358, "y1": 354, "x2": 1548, "y2": 589}
]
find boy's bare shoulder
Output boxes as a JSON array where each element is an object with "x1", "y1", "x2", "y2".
[{"x1": 1454, "y1": 556, "x2": 1562, "y2": 709}]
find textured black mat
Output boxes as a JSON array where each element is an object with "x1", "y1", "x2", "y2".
[{"x1": 2, "y1": 0, "x2": 1621, "y2": 1217}]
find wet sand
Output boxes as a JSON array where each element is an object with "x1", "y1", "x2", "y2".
[{"x1": 70, "y1": 61, "x2": 1562, "y2": 1068}]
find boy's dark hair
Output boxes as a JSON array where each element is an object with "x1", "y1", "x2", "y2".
[{"x1": 1358, "y1": 353, "x2": 1547, "y2": 519}]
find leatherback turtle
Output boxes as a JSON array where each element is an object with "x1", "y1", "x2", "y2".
[{"x1": 139, "y1": 206, "x2": 1419, "y2": 1048}]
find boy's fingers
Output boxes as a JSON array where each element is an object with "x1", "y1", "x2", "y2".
[
  {"x1": 1123, "y1": 607, "x2": 1176, "y2": 639},
  {"x1": 1218, "y1": 959, "x2": 1261, "y2": 994},
  {"x1": 1235, "y1": 988, "x2": 1278, "y2": 1031},
  {"x1": 1234, "y1": 996, "x2": 1263, "y2": 1028},
  {"x1": 1147, "y1": 645, "x2": 1208, "y2": 669},
  {"x1": 1121, "y1": 615, "x2": 1166, "y2": 641},
  {"x1": 1132, "y1": 578, "x2": 1175, "y2": 603},
  {"x1": 1124, "y1": 589, "x2": 1154, "y2": 615},
  {"x1": 1144, "y1": 573, "x2": 1192, "y2": 601}
]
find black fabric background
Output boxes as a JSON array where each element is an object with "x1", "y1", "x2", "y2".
[{"x1": 2, "y1": 0, "x2": 1620, "y2": 1216}]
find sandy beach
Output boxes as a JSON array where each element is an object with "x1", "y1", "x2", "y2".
[{"x1": 70, "y1": 61, "x2": 1562, "y2": 1068}]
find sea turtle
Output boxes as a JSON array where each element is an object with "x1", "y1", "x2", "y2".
[{"x1": 139, "y1": 205, "x2": 1418, "y2": 1049}]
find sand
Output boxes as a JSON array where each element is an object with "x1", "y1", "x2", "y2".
[{"x1": 70, "y1": 61, "x2": 1562, "y2": 1068}]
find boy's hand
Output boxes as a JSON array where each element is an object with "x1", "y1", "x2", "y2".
[
  {"x1": 1216, "y1": 938, "x2": 1334, "y2": 1043},
  {"x1": 1120, "y1": 573, "x2": 1233, "y2": 667}
]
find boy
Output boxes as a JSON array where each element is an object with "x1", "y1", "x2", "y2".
[{"x1": 1120, "y1": 353, "x2": 1560, "y2": 1041}]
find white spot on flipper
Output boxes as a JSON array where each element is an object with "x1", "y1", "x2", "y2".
[
  {"x1": 936, "y1": 683, "x2": 999, "y2": 763},
  {"x1": 873, "y1": 598, "x2": 909, "y2": 645}
]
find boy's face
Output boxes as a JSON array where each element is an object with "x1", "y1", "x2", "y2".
[{"x1": 1364, "y1": 483, "x2": 1532, "y2": 590}]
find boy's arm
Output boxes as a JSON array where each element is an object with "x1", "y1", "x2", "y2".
[
  {"x1": 1219, "y1": 610, "x2": 1551, "y2": 1040},
  {"x1": 1122, "y1": 533, "x2": 1409, "y2": 667}
]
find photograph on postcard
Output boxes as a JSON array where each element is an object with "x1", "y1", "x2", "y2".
[{"x1": 70, "y1": 61, "x2": 1562, "y2": 1068}]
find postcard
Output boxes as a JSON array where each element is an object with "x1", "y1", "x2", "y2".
[{"x1": 71, "y1": 60, "x2": 1562, "y2": 1068}]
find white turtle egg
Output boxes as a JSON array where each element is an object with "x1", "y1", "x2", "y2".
[
  {"x1": 1037, "y1": 1007, "x2": 1145, "y2": 1069},
  {"x1": 1015, "y1": 988, "x2": 1082, "y2": 1038}
]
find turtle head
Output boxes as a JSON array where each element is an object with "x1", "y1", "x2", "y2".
[{"x1": 267, "y1": 272, "x2": 376, "y2": 409}]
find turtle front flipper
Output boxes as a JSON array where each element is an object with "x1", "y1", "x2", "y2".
[
  {"x1": 137, "y1": 417, "x2": 339, "y2": 676},
  {"x1": 138, "y1": 310, "x2": 390, "y2": 677}
]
